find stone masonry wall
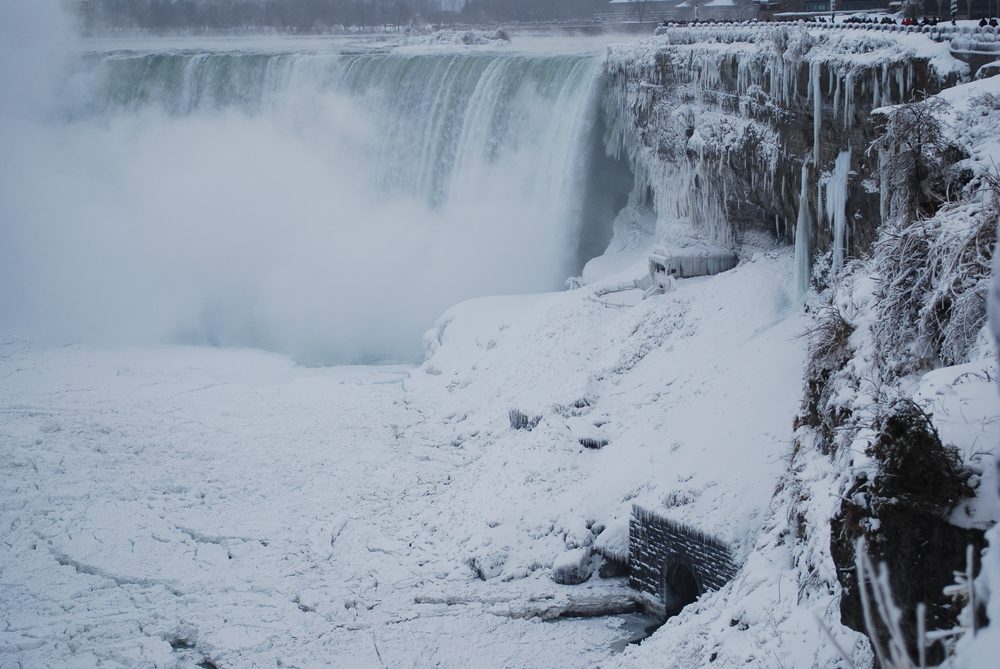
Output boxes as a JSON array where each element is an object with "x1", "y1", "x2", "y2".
[{"x1": 628, "y1": 505, "x2": 739, "y2": 607}]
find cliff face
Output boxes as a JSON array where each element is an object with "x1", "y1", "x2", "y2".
[
  {"x1": 603, "y1": 25, "x2": 966, "y2": 291},
  {"x1": 601, "y1": 27, "x2": 1000, "y2": 666}
]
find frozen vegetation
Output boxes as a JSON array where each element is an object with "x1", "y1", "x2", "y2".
[
  {"x1": 407, "y1": 28, "x2": 511, "y2": 46},
  {"x1": 1, "y1": 4, "x2": 1000, "y2": 668}
]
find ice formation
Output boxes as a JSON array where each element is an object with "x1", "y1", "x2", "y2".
[
  {"x1": 604, "y1": 24, "x2": 963, "y2": 284},
  {"x1": 826, "y1": 148, "x2": 852, "y2": 276},
  {"x1": 794, "y1": 158, "x2": 813, "y2": 297}
]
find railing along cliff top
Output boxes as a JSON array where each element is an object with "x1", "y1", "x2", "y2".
[{"x1": 654, "y1": 20, "x2": 1000, "y2": 54}]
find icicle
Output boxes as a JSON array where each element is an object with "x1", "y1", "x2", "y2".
[
  {"x1": 794, "y1": 158, "x2": 813, "y2": 299},
  {"x1": 878, "y1": 147, "x2": 889, "y2": 225},
  {"x1": 843, "y1": 72, "x2": 854, "y2": 130},
  {"x1": 816, "y1": 177, "x2": 824, "y2": 235},
  {"x1": 825, "y1": 149, "x2": 852, "y2": 275},
  {"x1": 881, "y1": 63, "x2": 890, "y2": 107},
  {"x1": 832, "y1": 72, "x2": 841, "y2": 121},
  {"x1": 811, "y1": 61, "x2": 822, "y2": 165}
]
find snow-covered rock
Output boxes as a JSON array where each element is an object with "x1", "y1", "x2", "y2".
[{"x1": 551, "y1": 548, "x2": 596, "y2": 585}]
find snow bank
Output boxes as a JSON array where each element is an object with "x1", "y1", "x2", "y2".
[{"x1": 413, "y1": 249, "x2": 805, "y2": 584}]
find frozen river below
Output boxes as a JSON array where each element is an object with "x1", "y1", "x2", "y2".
[{"x1": 0, "y1": 339, "x2": 637, "y2": 668}]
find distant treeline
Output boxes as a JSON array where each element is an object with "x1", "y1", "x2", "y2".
[
  {"x1": 458, "y1": 0, "x2": 609, "y2": 23},
  {"x1": 79, "y1": 0, "x2": 610, "y2": 31},
  {"x1": 82, "y1": 0, "x2": 446, "y2": 30}
]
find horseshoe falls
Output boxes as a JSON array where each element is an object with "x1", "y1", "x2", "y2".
[{"x1": 2, "y1": 47, "x2": 631, "y2": 364}]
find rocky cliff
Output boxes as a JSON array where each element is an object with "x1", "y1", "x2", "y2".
[{"x1": 603, "y1": 25, "x2": 966, "y2": 293}]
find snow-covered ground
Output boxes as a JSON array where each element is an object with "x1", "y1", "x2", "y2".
[
  {"x1": 0, "y1": 341, "x2": 629, "y2": 668},
  {"x1": 1, "y1": 247, "x2": 810, "y2": 667}
]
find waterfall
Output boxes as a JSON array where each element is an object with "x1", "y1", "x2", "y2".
[
  {"x1": 4, "y1": 47, "x2": 629, "y2": 365},
  {"x1": 69, "y1": 50, "x2": 605, "y2": 221}
]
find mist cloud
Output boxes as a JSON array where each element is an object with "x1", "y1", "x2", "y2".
[{"x1": 0, "y1": 15, "x2": 604, "y2": 364}]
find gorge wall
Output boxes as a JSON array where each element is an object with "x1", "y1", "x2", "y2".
[
  {"x1": 601, "y1": 25, "x2": 999, "y2": 664},
  {"x1": 602, "y1": 25, "x2": 967, "y2": 293}
]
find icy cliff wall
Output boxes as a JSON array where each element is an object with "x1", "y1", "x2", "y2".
[{"x1": 604, "y1": 25, "x2": 966, "y2": 290}]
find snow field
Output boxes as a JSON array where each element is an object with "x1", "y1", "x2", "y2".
[{"x1": 2, "y1": 248, "x2": 808, "y2": 667}]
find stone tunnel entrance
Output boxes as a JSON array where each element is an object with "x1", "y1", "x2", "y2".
[
  {"x1": 628, "y1": 505, "x2": 739, "y2": 619},
  {"x1": 661, "y1": 561, "x2": 700, "y2": 616}
]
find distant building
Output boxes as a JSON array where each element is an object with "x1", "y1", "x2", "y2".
[
  {"x1": 436, "y1": 0, "x2": 468, "y2": 11},
  {"x1": 761, "y1": 0, "x2": 990, "y2": 18},
  {"x1": 760, "y1": 0, "x2": 895, "y2": 13},
  {"x1": 957, "y1": 0, "x2": 999, "y2": 19},
  {"x1": 605, "y1": 0, "x2": 758, "y2": 22}
]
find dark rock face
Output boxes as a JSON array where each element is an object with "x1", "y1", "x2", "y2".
[
  {"x1": 830, "y1": 403, "x2": 984, "y2": 665},
  {"x1": 831, "y1": 494, "x2": 985, "y2": 665},
  {"x1": 597, "y1": 554, "x2": 629, "y2": 578}
]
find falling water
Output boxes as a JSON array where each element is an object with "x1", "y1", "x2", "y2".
[{"x1": 3, "y1": 46, "x2": 632, "y2": 364}]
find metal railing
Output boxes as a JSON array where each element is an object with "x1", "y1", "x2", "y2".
[{"x1": 652, "y1": 19, "x2": 1000, "y2": 53}]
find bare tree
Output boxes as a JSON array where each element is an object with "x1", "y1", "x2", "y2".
[
  {"x1": 900, "y1": 0, "x2": 923, "y2": 20},
  {"x1": 871, "y1": 97, "x2": 953, "y2": 223}
]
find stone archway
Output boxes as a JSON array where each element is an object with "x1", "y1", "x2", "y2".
[
  {"x1": 628, "y1": 506, "x2": 739, "y2": 618},
  {"x1": 660, "y1": 561, "x2": 700, "y2": 617}
]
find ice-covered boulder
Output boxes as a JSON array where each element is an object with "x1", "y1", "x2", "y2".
[{"x1": 551, "y1": 547, "x2": 595, "y2": 585}]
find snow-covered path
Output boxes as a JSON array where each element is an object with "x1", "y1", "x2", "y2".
[{"x1": 0, "y1": 341, "x2": 625, "y2": 668}]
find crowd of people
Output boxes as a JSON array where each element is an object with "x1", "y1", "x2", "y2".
[
  {"x1": 900, "y1": 16, "x2": 941, "y2": 26},
  {"x1": 842, "y1": 15, "x2": 900, "y2": 24}
]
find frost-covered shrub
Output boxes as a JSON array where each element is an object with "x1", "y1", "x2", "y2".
[
  {"x1": 872, "y1": 97, "x2": 957, "y2": 224},
  {"x1": 412, "y1": 29, "x2": 510, "y2": 46},
  {"x1": 797, "y1": 303, "x2": 856, "y2": 453},
  {"x1": 867, "y1": 400, "x2": 974, "y2": 517},
  {"x1": 873, "y1": 202, "x2": 995, "y2": 374},
  {"x1": 508, "y1": 409, "x2": 541, "y2": 431}
]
